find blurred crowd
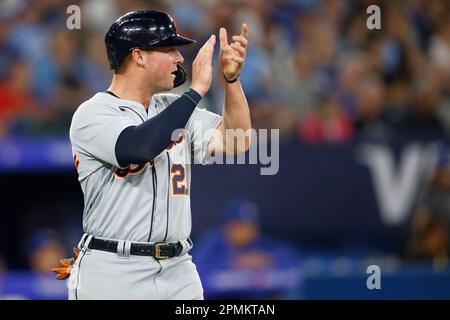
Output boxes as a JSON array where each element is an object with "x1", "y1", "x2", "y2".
[
  {"x1": 0, "y1": 0, "x2": 449, "y2": 140},
  {"x1": 403, "y1": 146, "x2": 450, "y2": 269}
]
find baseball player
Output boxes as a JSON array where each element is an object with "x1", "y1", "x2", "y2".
[{"x1": 52, "y1": 10, "x2": 251, "y2": 300}]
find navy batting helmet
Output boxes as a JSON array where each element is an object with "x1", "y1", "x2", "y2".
[{"x1": 105, "y1": 10, "x2": 195, "y2": 87}]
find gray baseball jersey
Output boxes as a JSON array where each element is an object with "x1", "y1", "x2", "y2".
[{"x1": 69, "y1": 91, "x2": 222, "y2": 243}]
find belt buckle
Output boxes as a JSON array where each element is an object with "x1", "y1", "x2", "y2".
[{"x1": 154, "y1": 242, "x2": 169, "y2": 260}]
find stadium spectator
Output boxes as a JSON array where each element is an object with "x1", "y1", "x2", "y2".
[
  {"x1": 25, "y1": 229, "x2": 66, "y2": 274},
  {"x1": 404, "y1": 146, "x2": 450, "y2": 269},
  {"x1": 353, "y1": 76, "x2": 387, "y2": 140},
  {"x1": 192, "y1": 199, "x2": 301, "y2": 298},
  {"x1": 0, "y1": 20, "x2": 18, "y2": 81},
  {"x1": 298, "y1": 94, "x2": 353, "y2": 143},
  {"x1": 0, "y1": 60, "x2": 37, "y2": 137}
]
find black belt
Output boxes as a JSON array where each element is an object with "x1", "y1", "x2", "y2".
[{"x1": 88, "y1": 238, "x2": 184, "y2": 260}]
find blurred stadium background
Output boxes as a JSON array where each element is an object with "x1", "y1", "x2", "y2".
[{"x1": 1, "y1": 0, "x2": 450, "y2": 299}]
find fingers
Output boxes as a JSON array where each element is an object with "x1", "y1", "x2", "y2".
[
  {"x1": 206, "y1": 34, "x2": 216, "y2": 48},
  {"x1": 56, "y1": 273, "x2": 69, "y2": 280},
  {"x1": 232, "y1": 35, "x2": 248, "y2": 48},
  {"x1": 51, "y1": 248, "x2": 79, "y2": 280},
  {"x1": 219, "y1": 27, "x2": 228, "y2": 48},
  {"x1": 240, "y1": 23, "x2": 249, "y2": 39},
  {"x1": 221, "y1": 25, "x2": 248, "y2": 51},
  {"x1": 196, "y1": 35, "x2": 215, "y2": 67},
  {"x1": 59, "y1": 259, "x2": 70, "y2": 267},
  {"x1": 231, "y1": 42, "x2": 245, "y2": 55},
  {"x1": 205, "y1": 34, "x2": 216, "y2": 57},
  {"x1": 231, "y1": 56, "x2": 245, "y2": 64},
  {"x1": 228, "y1": 23, "x2": 248, "y2": 49},
  {"x1": 197, "y1": 35, "x2": 215, "y2": 57},
  {"x1": 191, "y1": 34, "x2": 215, "y2": 96}
]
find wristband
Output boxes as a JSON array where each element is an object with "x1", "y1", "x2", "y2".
[{"x1": 224, "y1": 73, "x2": 239, "y2": 83}]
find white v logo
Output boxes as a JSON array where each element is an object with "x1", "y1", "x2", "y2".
[{"x1": 357, "y1": 143, "x2": 438, "y2": 225}]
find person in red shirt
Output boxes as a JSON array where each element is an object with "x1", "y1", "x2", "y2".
[
  {"x1": 298, "y1": 95, "x2": 354, "y2": 143},
  {"x1": 0, "y1": 61, "x2": 37, "y2": 136}
]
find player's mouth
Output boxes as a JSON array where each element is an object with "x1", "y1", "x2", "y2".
[{"x1": 171, "y1": 70, "x2": 177, "y2": 78}]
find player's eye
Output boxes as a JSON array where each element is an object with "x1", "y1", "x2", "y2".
[{"x1": 158, "y1": 47, "x2": 176, "y2": 53}]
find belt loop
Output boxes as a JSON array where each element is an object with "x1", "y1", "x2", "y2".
[
  {"x1": 124, "y1": 241, "x2": 131, "y2": 257},
  {"x1": 83, "y1": 235, "x2": 94, "y2": 251},
  {"x1": 117, "y1": 240, "x2": 131, "y2": 258},
  {"x1": 117, "y1": 240, "x2": 125, "y2": 257},
  {"x1": 179, "y1": 238, "x2": 193, "y2": 256},
  {"x1": 77, "y1": 234, "x2": 88, "y2": 251}
]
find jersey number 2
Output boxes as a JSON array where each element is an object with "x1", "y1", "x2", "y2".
[{"x1": 171, "y1": 163, "x2": 188, "y2": 195}]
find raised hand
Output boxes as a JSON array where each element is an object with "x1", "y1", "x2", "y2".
[
  {"x1": 190, "y1": 34, "x2": 216, "y2": 96},
  {"x1": 219, "y1": 23, "x2": 249, "y2": 81}
]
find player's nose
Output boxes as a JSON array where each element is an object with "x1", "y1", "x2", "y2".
[{"x1": 175, "y1": 49, "x2": 184, "y2": 64}]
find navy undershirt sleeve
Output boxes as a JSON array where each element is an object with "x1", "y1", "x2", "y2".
[{"x1": 115, "y1": 89, "x2": 201, "y2": 167}]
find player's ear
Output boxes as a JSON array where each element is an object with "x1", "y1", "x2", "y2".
[{"x1": 131, "y1": 49, "x2": 146, "y2": 68}]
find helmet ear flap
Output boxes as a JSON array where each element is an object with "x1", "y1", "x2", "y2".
[{"x1": 173, "y1": 64, "x2": 187, "y2": 88}]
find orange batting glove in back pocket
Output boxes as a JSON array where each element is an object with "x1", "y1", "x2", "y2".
[{"x1": 51, "y1": 247, "x2": 79, "y2": 280}]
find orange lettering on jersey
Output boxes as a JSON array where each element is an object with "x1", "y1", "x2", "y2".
[
  {"x1": 115, "y1": 162, "x2": 149, "y2": 178},
  {"x1": 171, "y1": 163, "x2": 189, "y2": 196},
  {"x1": 165, "y1": 132, "x2": 185, "y2": 151}
]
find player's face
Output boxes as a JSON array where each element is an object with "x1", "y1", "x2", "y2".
[
  {"x1": 225, "y1": 221, "x2": 259, "y2": 247},
  {"x1": 143, "y1": 47, "x2": 184, "y2": 92}
]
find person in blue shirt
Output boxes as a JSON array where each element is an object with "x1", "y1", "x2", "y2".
[{"x1": 192, "y1": 199, "x2": 302, "y2": 299}]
